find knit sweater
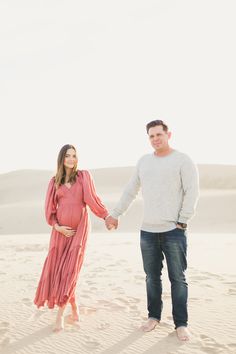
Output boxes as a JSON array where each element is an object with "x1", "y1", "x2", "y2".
[{"x1": 110, "y1": 150, "x2": 199, "y2": 232}]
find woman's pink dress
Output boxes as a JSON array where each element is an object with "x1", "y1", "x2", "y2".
[{"x1": 34, "y1": 170, "x2": 108, "y2": 309}]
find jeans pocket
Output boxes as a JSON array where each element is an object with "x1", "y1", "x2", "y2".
[{"x1": 167, "y1": 228, "x2": 186, "y2": 239}]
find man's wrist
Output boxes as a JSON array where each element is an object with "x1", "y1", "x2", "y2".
[{"x1": 177, "y1": 222, "x2": 187, "y2": 229}]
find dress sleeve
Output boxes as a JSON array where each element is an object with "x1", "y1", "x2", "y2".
[
  {"x1": 82, "y1": 170, "x2": 109, "y2": 219},
  {"x1": 45, "y1": 177, "x2": 58, "y2": 227}
]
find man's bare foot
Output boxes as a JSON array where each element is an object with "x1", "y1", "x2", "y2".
[
  {"x1": 176, "y1": 326, "x2": 190, "y2": 341},
  {"x1": 140, "y1": 318, "x2": 159, "y2": 332},
  {"x1": 53, "y1": 316, "x2": 64, "y2": 332}
]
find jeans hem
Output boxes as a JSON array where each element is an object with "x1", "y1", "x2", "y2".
[
  {"x1": 148, "y1": 316, "x2": 160, "y2": 322},
  {"x1": 175, "y1": 324, "x2": 188, "y2": 329}
]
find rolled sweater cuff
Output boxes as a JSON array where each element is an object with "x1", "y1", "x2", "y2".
[
  {"x1": 110, "y1": 211, "x2": 120, "y2": 219},
  {"x1": 178, "y1": 216, "x2": 189, "y2": 224}
]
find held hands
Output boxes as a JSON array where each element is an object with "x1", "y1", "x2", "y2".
[
  {"x1": 176, "y1": 224, "x2": 183, "y2": 230},
  {"x1": 54, "y1": 224, "x2": 76, "y2": 237},
  {"x1": 105, "y1": 215, "x2": 118, "y2": 230}
]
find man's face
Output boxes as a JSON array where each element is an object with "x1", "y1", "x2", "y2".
[{"x1": 148, "y1": 125, "x2": 171, "y2": 151}]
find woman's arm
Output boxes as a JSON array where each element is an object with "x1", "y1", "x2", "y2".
[{"x1": 82, "y1": 170, "x2": 109, "y2": 219}]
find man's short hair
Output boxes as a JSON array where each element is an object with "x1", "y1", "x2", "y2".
[{"x1": 146, "y1": 120, "x2": 168, "y2": 134}]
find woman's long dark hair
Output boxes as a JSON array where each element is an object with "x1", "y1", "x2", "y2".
[{"x1": 54, "y1": 144, "x2": 78, "y2": 188}]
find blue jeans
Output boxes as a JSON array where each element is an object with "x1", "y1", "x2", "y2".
[{"x1": 140, "y1": 228, "x2": 188, "y2": 329}]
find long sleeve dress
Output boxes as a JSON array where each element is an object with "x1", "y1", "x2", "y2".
[{"x1": 34, "y1": 170, "x2": 108, "y2": 309}]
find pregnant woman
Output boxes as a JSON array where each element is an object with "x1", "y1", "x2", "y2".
[{"x1": 34, "y1": 144, "x2": 109, "y2": 331}]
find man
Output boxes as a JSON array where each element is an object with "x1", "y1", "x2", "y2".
[{"x1": 105, "y1": 120, "x2": 199, "y2": 341}]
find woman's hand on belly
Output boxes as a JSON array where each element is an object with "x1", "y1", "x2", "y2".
[{"x1": 54, "y1": 224, "x2": 76, "y2": 237}]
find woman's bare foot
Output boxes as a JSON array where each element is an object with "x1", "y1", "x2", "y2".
[
  {"x1": 176, "y1": 326, "x2": 190, "y2": 341},
  {"x1": 66, "y1": 314, "x2": 80, "y2": 327},
  {"x1": 71, "y1": 310, "x2": 79, "y2": 322},
  {"x1": 65, "y1": 301, "x2": 80, "y2": 327},
  {"x1": 53, "y1": 316, "x2": 64, "y2": 332},
  {"x1": 70, "y1": 302, "x2": 79, "y2": 322},
  {"x1": 140, "y1": 318, "x2": 159, "y2": 332}
]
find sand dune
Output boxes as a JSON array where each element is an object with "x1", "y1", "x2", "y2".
[{"x1": 0, "y1": 165, "x2": 236, "y2": 234}]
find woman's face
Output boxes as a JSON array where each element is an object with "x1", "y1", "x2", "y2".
[{"x1": 64, "y1": 148, "x2": 77, "y2": 169}]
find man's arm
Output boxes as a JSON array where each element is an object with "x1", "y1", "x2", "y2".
[
  {"x1": 178, "y1": 156, "x2": 199, "y2": 224},
  {"x1": 106, "y1": 165, "x2": 141, "y2": 228}
]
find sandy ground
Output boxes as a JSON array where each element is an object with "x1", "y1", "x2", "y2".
[
  {"x1": 0, "y1": 231, "x2": 236, "y2": 354},
  {"x1": 0, "y1": 167, "x2": 236, "y2": 353}
]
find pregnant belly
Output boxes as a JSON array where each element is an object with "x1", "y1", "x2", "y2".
[{"x1": 56, "y1": 205, "x2": 83, "y2": 229}]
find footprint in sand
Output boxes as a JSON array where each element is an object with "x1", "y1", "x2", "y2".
[
  {"x1": 118, "y1": 260, "x2": 127, "y2": 264},
  {"x1": 0, "y1": 328, "x2": 7, "y2": 336},
  {"x1": 83, "y1": 335, "x2": 101, "y2": 349},
  {"x1": 224, "y1": 281, "x2": 236, "y2": 289},
  {"x1": 224, "y1": 281, "x2": 236, "y2": 288},
  {"x1": 0, "y1": 323, "x2": 9, "y2": 337},
  {"x1": 16, "y1": 244, "x2": 46, "y2": 252},
  {"x1": 228, "y1": 343, "x2": 236, "y2": 350},
  {"x1": 0, "y1": 322, "x2": 10, "y2": 349},
  {"x1": 94, "y1": 267, "x2": 106, "y2": 272},
  {"x1": 189, "y1": 297, "x2": 199, "y2": 301},
  {"x1": 0, "y1": 337, "x2": 10, "y2": 348},
  {"x1": 199, "y1": 334, "x2": 228, "y2": 353},
  {"x1": 125, "y1": 268, "x2": 133, "y2": 273},
  {"x1": 86, "y1": 281, "x2": 96, "y2": 285},
  {"x1": 204, "y1": 272, "x2": 224, "y2": 280},
  {"x1": 130, "y1": 310, "x2": 140, "y2": 317},
  {"x1": 160, "y1": 321, "x2": 173, "y2": 329},
  {"x1": 97, "y1": 300, "x2": 111, "y2": 306},
  {"x1": 112, "y1": 286, "x2": 125, "y2": 295},
  {"x1": 84, "y1": 340, "x2": 101, "y2": 350},
  {"x1": 110, "y1": 302, "x2": 126, "y2": 311},
  {"x1": 81, "y1": 291, "x2": 91, "y2": 299},
  {"x1": 97, "y1": 322, "x2": 110, "y2": 330},
  {"x1": 80, "y1": 307, "x2": 97, "y2": 315},
  {"x1": 114, "y1": 297, "x2": 129, "y2": 305},
  {"x1": 130, "y1": 305, "x2": 138, "y2": 310},
  {"x1": 0, "y1": 322, "x2": 9, "y2": 327},
  {"x1": 97, "y1": 300, "x2": 125, "y2": 311},
  {"x1": 127, "y1": 297, "x2": 141, "y2": 304},
  {"x1": 190, "y1": 275, "x2": 210, "y2": 281},
  {"x1": 22, "y1": 298, "x2": 32, "y2": 307},
  {"x1": 89, "y1": 287, "x2": 97, "y2": 291}
]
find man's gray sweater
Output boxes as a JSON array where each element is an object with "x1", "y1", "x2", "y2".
[{"x1": 110, "y1": 150, "x2": 199, "y2": 232}]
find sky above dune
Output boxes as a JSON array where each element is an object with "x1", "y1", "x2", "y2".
[{"x1": 1, "y1": 0, "x2": 236, "y2": 174}]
